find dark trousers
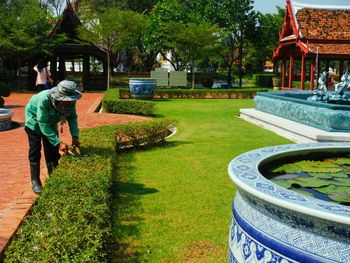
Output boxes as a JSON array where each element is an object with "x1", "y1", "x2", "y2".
[{"x1": 25, "y1": 126, "x2": 60, "y2": 166}]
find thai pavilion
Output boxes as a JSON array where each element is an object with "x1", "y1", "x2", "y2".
[
  {"x1": 273, "y1": 0, "x2": 350, "y2": 90},
  {"x1": 48, "y1": 0, "x2": 108, "y2": 90}
]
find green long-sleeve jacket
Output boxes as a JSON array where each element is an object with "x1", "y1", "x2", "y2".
[{"x1": 25, "y1": 90, "x2": 79, "y2": 146}]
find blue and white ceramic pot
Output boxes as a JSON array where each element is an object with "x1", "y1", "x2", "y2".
[
  {"x1": 0, "y1": 108, "x2": 13, "y2": 131},
  {"x1": 228, "y1": 143, "x2": 350, "y2": 263},
  {"x1": 129, "y1": 78, "x2": 156, "y2": 100}
]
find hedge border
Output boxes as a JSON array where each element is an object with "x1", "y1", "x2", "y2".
[
  {"x1": 118, "y1": 87, "x2": 269, "y2": 99},
  {"x1": 103, "y1": 89, "x2": 155, "y2": 116}
]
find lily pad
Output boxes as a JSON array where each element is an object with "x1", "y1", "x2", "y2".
[
  {"x1": 273, "y1": 174, "x2": 300, "y2": 180},
  {"x1": 289, "y1": 177, "x2": 331, "y2": 188},
  {"x1": 296, "y1": 160, "x2": 342, "y2": 173},
  {"x1": 272, "y1": 160, "x2": 342, "y2": 174},
  {"x1": 272, "y1": 163, "x2": 302, "y2": 173},
  {"x1": 315, "y1": 185, "x2": 350, "y2": 195},
  {"x1": 331, "y1": 178, "x2": 350, "y2": 187},
  {"x1": 328, "y1": 192, "x2": 350, "y2": 203},
  {"x1": 308, "y1": 173, "x2": 333, "y2": 179},
  {"x1": 332, "y1": 157, "x2": 350, "y2": 166},
  {"x1": 271, "y1": 179, "x2": 294, "y2": 189},
  {"x1": 292, "y1": 189, "x2": 315, "y2": 198}
]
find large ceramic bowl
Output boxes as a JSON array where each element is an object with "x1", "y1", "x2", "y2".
[
  {"x1": 228, "y1": 143, "x2": 350, "y2": 263},
  {"x1": 129, "y1": 78, "x2": 156, "y2": 100},
  {"x1": 0, "y1": 108, "x2": 13, "y2": 131}
]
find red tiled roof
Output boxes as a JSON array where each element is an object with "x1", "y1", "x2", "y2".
[
  {"x1": 296, "y1": 9, "x2": 350, "y2": 40},
  {"x1": 307, "y1": 43, "x2": 350, "y2": 55}
]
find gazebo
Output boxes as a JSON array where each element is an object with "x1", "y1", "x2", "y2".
[
  {"x1": 48, "y1": 0, "x2": 108, "y2": 90},
  {"x1": 273, "y1": 0, "x2": 350, "y2": 90}
]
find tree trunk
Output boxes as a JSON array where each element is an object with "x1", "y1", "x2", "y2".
[
  {"x1": 106, "y1": 51, "x2": 110, "y2": 89},
  {"x1": 191, "y1": 64, "x2": 195, "y2": 89},
  {"x1": 227, "y1": 63, "x2": 233, "y2": 88},
  {"x1": 16, "y1": 68, "x2": 20, "y2": 92},
  {"x1": 239, "y1": 26, "x2": 243, "y2": 88}
]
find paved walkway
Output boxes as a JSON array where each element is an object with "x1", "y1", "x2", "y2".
[{"x1": 0, "y1": 92, "x2": 148, "y2": 256}]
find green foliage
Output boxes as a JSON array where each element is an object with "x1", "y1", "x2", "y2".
[
  {"x1": 0, "y1": 1, "x2": 64, "y2": 61},
  {"x1": 4, "y1": 127, "x2": 115, "y2": 261},
  {"x1": 115, "y1": 118, "x2": 176, "y2": 150},
  {"x1": 252, "y1": 74, "x2": 275, "y2": 87},
  {"x1": 244, "y1": 8, "x2": 285, "y2": 72},
  {"x1": 103, "y1": 88, "x2": 155, "y2": 116}
]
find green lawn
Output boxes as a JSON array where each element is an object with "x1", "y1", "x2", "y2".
[{"x1": 111, "y1": 99, "x2": 291, "y2": 262}]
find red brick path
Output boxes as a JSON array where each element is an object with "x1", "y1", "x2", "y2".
[{"x1": 0, "y1": 92, "x2": 148, "y2": 256}]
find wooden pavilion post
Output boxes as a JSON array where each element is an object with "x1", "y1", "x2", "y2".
[
  {"x1": 289, "y1": 55, "x2": 294, "y2": 89},
  {"x1": 310, "y1": 57, "x2": 315, "y2": 90},
  {"x1": 282, "y1": 59, "x2": 286, "y2": 88},
  {"x1": 82, "y1": 54, "x2": 90, "y2": 90},
  {"x1": 301, "y1": 54, "x2": 306, "y2": 90},
  {"x1": 58, "y1": 56, "x2": 66, "y2": 81},
  {"x1": 50, "y1": 56, "x2": 57, "y2": 82}
]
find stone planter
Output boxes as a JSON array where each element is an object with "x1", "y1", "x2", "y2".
[
  {"x1": 0, "y1": 108, "x2": 14, "y2": 131},
  {"x1": 228, "y1": 143, "x2": 350, "y2": 263},
  {"x1": 129, "y1": 78, "x2": 156, "y2": 100}
]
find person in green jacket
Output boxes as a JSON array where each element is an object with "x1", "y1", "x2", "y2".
[{"x1": 25, "y1": 80, "x2": 82, "y2": 194}]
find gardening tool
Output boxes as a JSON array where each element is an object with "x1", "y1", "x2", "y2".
[{"x1": 64, "y1": 145, "x2": 81, "y2": 157}]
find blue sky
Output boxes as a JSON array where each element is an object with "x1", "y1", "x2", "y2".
[{"x1": 254, "y1": 0, "x2": 350, "y2": 14}]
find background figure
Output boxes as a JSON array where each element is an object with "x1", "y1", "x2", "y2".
[{"x1": 33, "y1": 59, "x2": 53, "y2": 91}]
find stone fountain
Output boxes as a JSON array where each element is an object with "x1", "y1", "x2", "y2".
[
  {"x1": 308, "y1": 70, "x2": 350, "y2": 104},
  {"x1": 240, "y1": 70, "x2": 350, "y2": 143}
]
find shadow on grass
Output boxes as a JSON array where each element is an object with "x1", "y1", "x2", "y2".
[
  {"x1": 151, "y1": 113, "x2": 166, "y2": 118},
  {"x1": 109, "y1": 152, "x2": 158, "y2": 263}
]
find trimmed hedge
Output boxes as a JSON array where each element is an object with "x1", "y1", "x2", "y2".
[
  {"x1": 4, "y1": 119, "x2": 177, "y2": 261},
  {"x1": 103, "y1": 89, "x2": 155, "y2": 116},
  {"x1": 119, "y1": 87, "x2": 269, "y2": 99},
  {"x1": 115, "y1": 119, "x2": 176, "y2": 150},
  {"x1": 252, "y1": 74, "x2": 275, "y2": 88},
  {"x1": 4, "y1": 126, "x2": 116, "y2": 262}
]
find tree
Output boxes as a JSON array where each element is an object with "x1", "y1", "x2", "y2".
[
  {"x1": 78, "y1": 8, "x2": 147, "y2": 89},
  {"x1": 0, "y1": 0, "x2": 65, "y2": 90},
  {"x1": 164, "y1": 21, "x2": 219, "y2": 88},
  {"x1": 141, "y1": 0, "x2": 189, "y2": 71},
  {"x1": 244, "y1": 7, "x2": 285, "y2": 73},
  {"x1": 200, "y1": 0, "x2": 257, "y2": 87}
]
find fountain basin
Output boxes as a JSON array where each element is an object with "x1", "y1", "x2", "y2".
[
  {"x1": 254, "y1": 91, "x2": 350, "y2": 132},
  {"x1": 0, "y1": 108, "x2": 14, "y2": 131},
  {"x1": 228, "y1": 143, "x2": 350, "y2": 263}
]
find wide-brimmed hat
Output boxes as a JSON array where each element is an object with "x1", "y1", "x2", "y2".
[{"x1": 50, "y1": 80, "x2": 82, "y2": 101}]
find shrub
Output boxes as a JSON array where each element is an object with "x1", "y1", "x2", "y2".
[
  {"x1": 103, "y1": 89, "x2": 155, "y2": 116},
  {"x1": 4, "y1": 127, "x2": 115, "y2": 262},
  {"x1": 119, "y1": 87, "x2": 269, "y2": 99},
  {"x1": 252, "y1": 74, "x2": 275, "y2": 88},
  {"x1": 0, "y1": 96, "x2": 4, "y2": 107},
  {"x1": 115, "y1": 119, "x2": 177, "y2": 150}
]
